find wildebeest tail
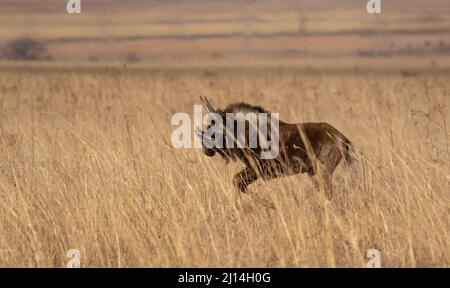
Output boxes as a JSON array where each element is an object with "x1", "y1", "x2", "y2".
[{"x1": 343, "y1": 140, "x2": 358, "y2": 170}]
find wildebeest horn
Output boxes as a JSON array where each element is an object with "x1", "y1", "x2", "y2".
[{"x1": 200, "y1": 96, "x2": 216, "y2": 113}]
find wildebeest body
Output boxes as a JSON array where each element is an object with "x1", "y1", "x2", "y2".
[{"x1": 198, "y1": 97, "x2": 356, "y2": 196}]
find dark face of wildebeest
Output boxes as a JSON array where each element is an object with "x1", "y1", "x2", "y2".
[
  {"x1": 196, "y1": 96, "x2": 274, "y2": 164},
  {"x1": 195, "y1": 100, "x2": 220, "y2": 157},
  {"x1": 196, "y1": 96, "x2": 357, "y2": 197}
]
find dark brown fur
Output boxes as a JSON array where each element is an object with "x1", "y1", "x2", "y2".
[{"x1": 200, "y1": 101, "x2": 356, "y2": 196}]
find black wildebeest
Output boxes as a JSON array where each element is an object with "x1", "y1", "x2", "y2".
[{"x1": 196, "y1": 96, "x2": 357, "y2": 197}]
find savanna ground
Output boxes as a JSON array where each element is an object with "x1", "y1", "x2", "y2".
[{"x1": 0, "y1": 65, "x2": 448, "y2": 267}]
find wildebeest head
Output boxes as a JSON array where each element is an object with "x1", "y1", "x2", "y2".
[
  {"x1": 196, "y1": 96, "x2": 273, "y2": 163},
  {"x1": 196, "y1": 96, "x2": 227, "y2": 158}
]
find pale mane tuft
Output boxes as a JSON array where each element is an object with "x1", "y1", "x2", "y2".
[{"x1": 224, "y1": 102, "x2": 269, "y2": 115}]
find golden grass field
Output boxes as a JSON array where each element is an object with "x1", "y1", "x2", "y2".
[{"x1": 0, "y1": 65, "x2": 448, "y2": 267}]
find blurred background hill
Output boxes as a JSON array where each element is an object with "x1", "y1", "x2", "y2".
[{"x1": 0, "y1": 0, "x2": 449, "y2": 70}]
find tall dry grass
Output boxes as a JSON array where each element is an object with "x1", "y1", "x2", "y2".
[{"x1": 0, "y1": 66, "x2": 448, "y2": 267}]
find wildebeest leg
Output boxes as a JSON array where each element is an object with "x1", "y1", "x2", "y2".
[
  {"x1": 322, "y1": 170, "x2": 333, "y2": 198},
  {"x1": 316, "y1": 145, "x2": 342, "y2": 199},
  {"x1": 233, "y1": 167, "x2": 258, "y2": 192},
  {"x1": 310, "y1": 166, "x2": 333, "y2": 198}
]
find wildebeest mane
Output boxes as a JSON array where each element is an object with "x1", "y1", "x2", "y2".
[{"x1": 223, "y1": 102, "x2": 270, "y2": 114}]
